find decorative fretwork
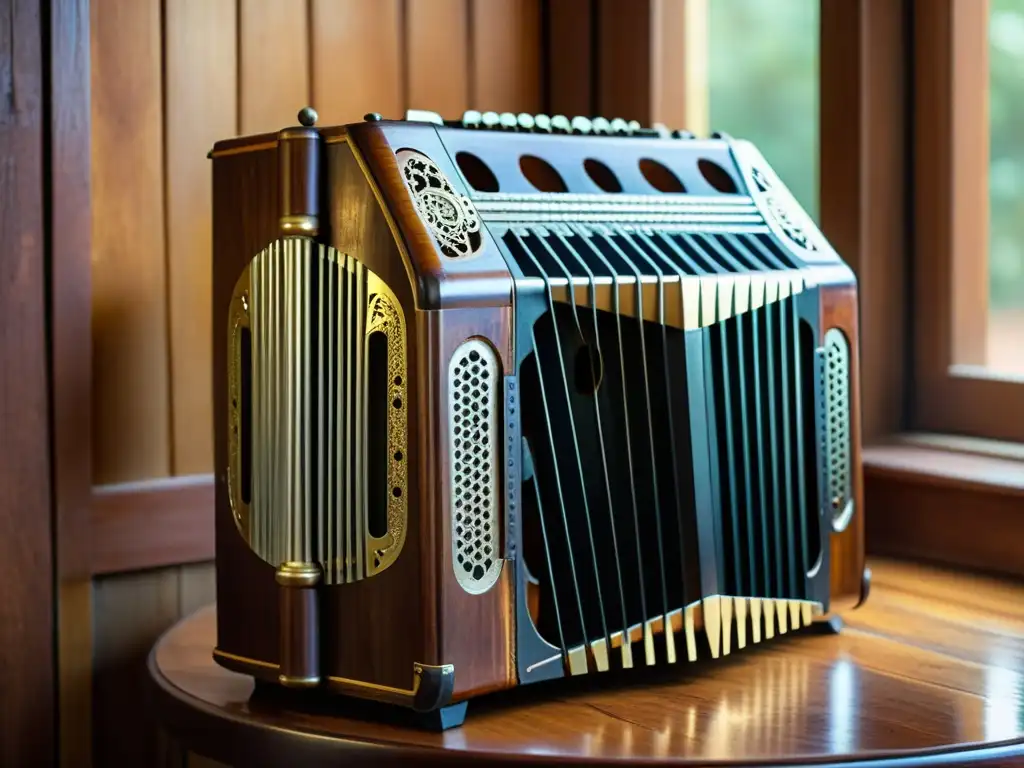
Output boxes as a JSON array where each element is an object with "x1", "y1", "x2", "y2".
[{"x1": 397, "y1": 149, "x2": 482, "y2": 260}]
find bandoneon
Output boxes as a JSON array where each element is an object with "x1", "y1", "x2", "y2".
[{"x1": 210, "y1": 108, "x2": 868, "y2": 729}]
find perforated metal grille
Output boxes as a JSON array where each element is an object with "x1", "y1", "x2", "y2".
[
  {"x1": 824, "y1": 328, "x2": 853, "y2": 531},
  {"x1": 449, "y1": 339, "x2": 502, "y2": 594}
]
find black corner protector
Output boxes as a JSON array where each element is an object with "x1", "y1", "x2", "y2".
[
  {"x1": 412, "y1": 663, "x2": 455, "y2": 712},
  {"x1": 856, "y1": 566, "x2": 872, "y2": 609},
  {"x1": 416, "y1": 701, "x2": 469, "y2": 731},
  {"x1": 808, "y1": 615, "x2": 845, "y2": 635}
]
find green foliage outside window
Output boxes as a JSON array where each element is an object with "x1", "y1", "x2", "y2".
[
  {"x1": 989, "y1": 0, "x2": 1024, "y2": 311},
  {"x1": 708, "y1": 0, "x2": 819, "y2": 221},
  {"x1": 709, "y1": 0, "x2": 1024, "y2": 311}
]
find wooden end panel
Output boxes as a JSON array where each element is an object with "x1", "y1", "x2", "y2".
[
  {"x1": 821, "y1": 283, "x2": 867, "y2": 612},
  {"x1": 211, "y1": 145, "x2": 281, "y2": 666},
  {"x1": 330, "y1": 133, "x2": 517, "y2": 695},
  {"x1": 426, "y1": 307, "x2": 516, "y2": 701},
  {"x1": 319, "y1": 139, "x2": 429, "y2": 689},
  {"x1": 344, "y1": 122, "x2": 514, "y2": 310}
]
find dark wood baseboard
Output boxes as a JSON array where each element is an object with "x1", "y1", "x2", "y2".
[{"x1": 91, "y1": 475, "x2": 215, "y2": 575}]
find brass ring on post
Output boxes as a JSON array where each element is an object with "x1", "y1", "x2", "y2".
[{"x1": 276, "y1": 561, "x2": 322, "y2": 588}]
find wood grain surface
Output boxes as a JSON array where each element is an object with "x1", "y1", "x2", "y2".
[
  {"x1": 310, "y1": 0, "x2": 403, "y2": 123},
  {"x1": 165, "y1": 0, "x2": 237, "y2": 476},
  {"x1": 91, "y1": 0, "x2": 171, "y2": 484},
  {"x1": 470, "y1": 0, "x2": 541, "y2": 113},
  {"x1": 50, "y1": 0, "x2": 95, "y2": 764},
  {"x1": 150, "y1": 558, "x2": 1024, "y2": 766},
  {"x1": 0, "y1": 1, "x2": 55, "y2": 764},
  {"x1": 238, "y1": 0, "x2": 309, "y2": 135},
  {"x1": 405, "y1": 0, "x2": 469, "y2": 117}
]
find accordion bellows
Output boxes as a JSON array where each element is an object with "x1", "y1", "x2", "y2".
[{"x1": 210, "y1": 108, "x2": 868, "y2": 729}]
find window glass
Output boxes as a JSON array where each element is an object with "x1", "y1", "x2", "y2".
[
  {"x1": 708, "y1": 0, "x2": 819, "y2": 221},
  {"x1": 988, "y1": 0, "x2": 1024, "y2": 374}
]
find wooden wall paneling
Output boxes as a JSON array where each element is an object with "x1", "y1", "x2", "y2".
[
  {"x1": 0, "y1": 2, "x2": 55, "y2": 765},
  {"x1": 310, "y1": 0, "x2": 403, "y2": 124},
  {"x1": 93, "y1": 568, "x2": 181, "y2": 767},
  {"x1": 238, "y1": 0, "x2": 310, "y2": 135},
  {"x1": 470, "y1": 0, "x2": 541, "y2": 113},
  {"x1": 178, "y1": 561, "x2": 217, "y2": 617},
  {"x1": 165, "y1": 0, "x2": 238, "y2": 475},
  {"x1": 597, "y1": 0, "x2": 654, "y2": 121},
  {"x1": 546, "y1": 0, "x2": 594, "y2": 116},
  {"x1": 50, "y1": 0, "x2": 94, "y2": 765},
  {"x1": 91, "y1": 475, "x2": 215, "y2": 575},
  {"x1": 92, "y1": 562, "x2": 219, "y2": 767},
  {"x1": 91, "y1": 0, "x2": 170, "y2": 484},
  {"x1": 594, "y1": 0, "x2": 706, "y2": 129},
  {"x1": 820, "y1": 0, "x2": 908, "y2": 442},
  {"x1": 405, "y1": 0, "x2": 470, "y2": 117}
]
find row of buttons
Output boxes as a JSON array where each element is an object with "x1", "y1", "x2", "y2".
[{"x1": 399, "y1": 109, "x2": 715, "y2": 140}]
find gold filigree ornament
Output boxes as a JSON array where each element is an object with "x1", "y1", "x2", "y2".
[{"x1": 397, "y1": 149, "x2": 482, "y2": 260}]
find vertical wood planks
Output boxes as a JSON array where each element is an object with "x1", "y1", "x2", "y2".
[
  {"x1": 91, "y1": 562, "x2": 217, "y2": 765},
  {"x1": 0, "y1": 2, "x2": 55, "y2": 765},
  {"x1": 310, "y1": 0, "x2": 404, "y2": 124},
  {"x1": 238, "y1": 0, "x2": 310, "y2": 134},
  {"x1": 165, "y1": 0, "x2": 238, "y2": 475},
  {"x1": 92, "y1": 568, "x2": 181, "y2": 767},
  {"x1": 91, "y1": 0, "x2": 171, "y2": 484},
  {"x1": 406, "y1": 0, "x2": 470, "y2": 117},
  {"x1": 547, "y1": 0, "x2": 594, "y2": 116},
  {"x1": 470, "y1": 0, "x2": 541, "y2": 113},
  {"x1": 652, "y1": 0, "x2": 708, "y2": 135},
  {"x1": 50, "y1": 0, "x2": 95, "y2": 764}
]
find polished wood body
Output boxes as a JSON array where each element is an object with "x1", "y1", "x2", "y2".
[{"x1": 152, "y1": 558, "x2": 1024, "y2": 766}]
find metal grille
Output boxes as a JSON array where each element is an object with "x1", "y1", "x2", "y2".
[
  {"x1": 502, "y1": 225, "x2": 799, "y2": 282},
  {"x1": 510, "y1": 220, "x2": 827, "y2": 676},
  {"x1": 227, "y1": 239, "x2": 408, "y2": 585},
  {"x1": 708, "y1": 294, "x2": 822, "y2": 618},
  {"x1": 824, "y1": 328, "x2": 853, "y2": 532},
  {"x1": 449, "y1": 339, "x2": 502, "y2": 594}
]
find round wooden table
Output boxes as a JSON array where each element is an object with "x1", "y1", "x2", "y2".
[{"x1": 148, "y1": 559, "x2": 1024, "y2": 766}]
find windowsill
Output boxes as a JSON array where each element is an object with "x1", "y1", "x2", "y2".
[
  {"x1": 864, "y1": 432, "x2": 1024, "y2": 498},
  {"x1": 863, "y1": 432, "x2": 1024, "y2": 580}
]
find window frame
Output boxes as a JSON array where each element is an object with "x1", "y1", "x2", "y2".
[{"x1": 912, "y1": 0, "x2": 1024, "y2": 444}]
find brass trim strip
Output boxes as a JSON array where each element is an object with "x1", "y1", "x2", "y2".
[
  {"x1": 212, "y1": 649, "x2": 456, "y2": 711},
  {"x1": 213, "y1": 648, "x2": 277, "y2": 671}
]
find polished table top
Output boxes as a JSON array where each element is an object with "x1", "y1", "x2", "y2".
[{"x1": 148, "y1": 558, "x2": 1024, "y2": 766}]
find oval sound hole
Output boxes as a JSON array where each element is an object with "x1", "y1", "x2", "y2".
[
  {"x1": 574, "y1": 343, "x2": 603, "y2": 396},
  {"x1": 367, "y1": 331, "x2": 390, "y2": 539},
  {"x1": 455, "y1": 151, "x2": 499, "y2": 192}
]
